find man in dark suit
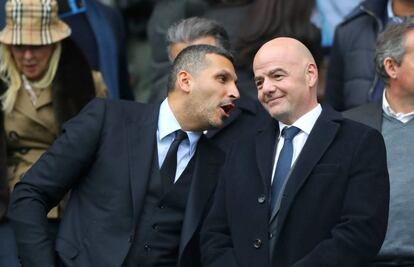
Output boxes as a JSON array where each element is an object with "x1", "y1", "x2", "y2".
[
  {"x1": 344, "y1": 20, "x2": 414, "y2": 267},
  {"x1": 201, "y1": 37, "x2": 390, "y2": 267},
  {"x1": 164, "y1": 16, "x2": 270, "y2": 148},
  {"x1": 8, "y1": 45, "x2": 239, "y2": 267}
]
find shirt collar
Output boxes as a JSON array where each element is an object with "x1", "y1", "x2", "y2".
[
  {"x1": 388, "y1": 0, "x2": 405, "y2": 23},
  {"x1": 388, "y1": 0, "x2": 395, "y2": 19},
  {"x1": 158, "y1": 98, "x2": 202, "y2": 149},
  {"x1": 278, "y1": 104, "x2": 322, "y2": 136},
  {"x1": 382, "y1": 90, "x2": 414, "y2": 123}
]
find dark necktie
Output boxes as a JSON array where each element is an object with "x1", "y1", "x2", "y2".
[
  {"x1": 270, "y1": 126, "x2": 301, "y2": 211},
  {"x1": 160, "y1": 130, "x2": 188, "y2": 188}
]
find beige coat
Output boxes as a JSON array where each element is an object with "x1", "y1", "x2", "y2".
[{"x1": 5, "y1": 71, "x2": 107, "y2": 218}]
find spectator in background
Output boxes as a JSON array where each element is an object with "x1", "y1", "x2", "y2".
[
  {"x1": 146, "y1": 0, "x2": 255, "y2": 103},
  {"x1": 312, "y1": 0, "x2": 362, "y2": 48},
  {"x1": 58, "y1": 0, "x2": 133, "y2": 100},
  {"x1": 165, "y1": 17, "x2": 270, "y2": 148},
  {"x1": 325, "y1": 0, "x2": 414, "y2": 111},
  {"x1": 344, "y1": 19, "x2": 414, "y2": 267},
  {"x1": 0, "y1": 0, "x2": 106, "y2": 265},
  {"x1": 146, "y1": 0, "x2": 210, "y2": 103}
]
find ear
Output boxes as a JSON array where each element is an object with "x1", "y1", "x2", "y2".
[
  {"x1": 177, "y1": 70, "x2": 192, "y2": 93},
  {"x1": 306, "y1": 63, "x2": 318, "y2": 88},
  {"x1": 384, "y1": 57, "x2": 398, "y2": 79}
]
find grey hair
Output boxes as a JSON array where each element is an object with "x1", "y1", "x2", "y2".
[
  {"x1": 167, "y1": 44, "x2": 233, "y2": 93},
  {"x1": 166, "y1": 17, "x2": 230, "y2": 60},
  {"x1": 376, "y1": 18, "x2": 414, "y2": 84}
]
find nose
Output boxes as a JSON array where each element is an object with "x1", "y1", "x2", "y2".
[
  {"x1": 22, "y1": 48, "x2": 34, "y2": 60},
  {"x1": 262, "y1": 78, "x2": 275, "y2": 94},
  {"x1": 228, "y1": 82, "x2": 240, "y2": 99}
]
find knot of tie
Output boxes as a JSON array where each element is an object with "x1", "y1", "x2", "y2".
[
  {"x1": 281, "y1": 126, "x2": 300, "y2": 141},
  {"x1": 174, "y1": 130, "x2": 188, "y2": 142}
]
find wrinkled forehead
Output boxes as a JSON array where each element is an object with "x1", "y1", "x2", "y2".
[{"x1": 253, "y1": 47, "x2": 302, "y2": 75}]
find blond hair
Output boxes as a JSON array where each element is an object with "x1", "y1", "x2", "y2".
[{"x1": 0, "y1": 43, "x2": 61, "y2": 113}]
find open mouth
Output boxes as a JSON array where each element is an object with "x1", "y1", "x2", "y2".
[{"x1": 220, "y1": 103, "x2": 235, "y2": 116}]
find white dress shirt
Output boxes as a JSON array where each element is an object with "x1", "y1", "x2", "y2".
[
  {"x1": 157, "y1": 98, "x2": 202, "y2": 182},
  {"x1": 383, "y1": 90, "x2": 414, "y2": 123},
  {"x1": 271, "y1": 104, "x2": 322, "y2": 184}
]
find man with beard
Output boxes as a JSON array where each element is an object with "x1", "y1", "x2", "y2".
[{"x1": 8, "y1": 44, "x2": 239, "y2": 267}]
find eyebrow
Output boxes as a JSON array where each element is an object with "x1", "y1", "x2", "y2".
[
  {"x1": 215, "y1": 70, "x2": 237, "y2": 81},
  {"x1": 254, "y1": 67, "x2": 287, "y2": 81},
  {"x1": 268, "y1": 68, "x2": 288, "y2": 76}
]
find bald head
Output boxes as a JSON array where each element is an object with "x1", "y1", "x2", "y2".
[
  {"x1": 254, "y1": 37, "x2": 316, "y2": 71},
  {"x1": 253, "y1": 37, "x2": 319, "y2": 124}
]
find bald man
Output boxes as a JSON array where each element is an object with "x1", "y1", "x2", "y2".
[{"x1": 201, "y1": 37, "x2": 389, "y2": 267}]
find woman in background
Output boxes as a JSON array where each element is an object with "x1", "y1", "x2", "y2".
[{"x1": 0, "y1": 0, "x2": 106, "y2": 265}]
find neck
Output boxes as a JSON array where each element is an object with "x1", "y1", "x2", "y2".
[
  {"x1": 385, "y1": 88, "x2": 414, "y2": 113},
  {"x1": 167, "y1": 94, "x2": 205, "y2": 132},
  {"x1": 393, "y1": 0, "x2": 414, "y2": 16}
]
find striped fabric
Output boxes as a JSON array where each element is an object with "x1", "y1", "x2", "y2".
[{"x1": 0, "y1": 0, "x2": 71, "y2": 45}]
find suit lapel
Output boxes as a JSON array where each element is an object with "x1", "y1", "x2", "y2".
[
  {"x1": 360, "y1": 101, "x2": 383, "y2": 131},
  {"x1": 126, "y1": 105, "x2": 159, "y2": 226},
  {"x1": 343, "y1": 100, "x2": 383, "y2": 131},
  {"x1": 179, "y1": 136, "x2": 224, "y2": 257},
  {"x1": 275, "y1": 109, "x2": 341, "y2": 236},
  {"x1": 255, "y1": 120, "x2": 278, "y2": 197},
  {"x1": 14, "y1": 87, "x2": 52, "y2": 130}
]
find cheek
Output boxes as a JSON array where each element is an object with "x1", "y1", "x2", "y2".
[
  {"x1": 10, "y1": 52, "x2": 22, "y2": 66},
  {"x1": 41, "y1": 52, "x2": 53, "y2": 66},
  {"x1": 257, "y1": 90, "x2": 265, "y2": 102}
]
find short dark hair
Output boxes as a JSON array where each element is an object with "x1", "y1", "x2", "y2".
[
  {"x1": 376, "y1": 18, "x2": 414, "y2": 84},
  {"x1": 166, "y1": 17, "x2": 231, "y2": 59},
  {"x1": 167, "y1": 44, "x2": 233, "y2": 93}
]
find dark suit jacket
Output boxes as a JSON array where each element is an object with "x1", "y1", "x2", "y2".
[
  {"x1": 8, "y1": 98, "x2": 224, "y2": 267},
  {"x1": 343, "y1": 100, "x2": 382, "y2": 131},
  {"x1": 201, "y1": 107, "x2": 389, "y2": 267}
]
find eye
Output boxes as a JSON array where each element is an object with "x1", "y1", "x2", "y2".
[
  {"x1": 271, "y1": 73, "x2": 283, "y2": 80},
  {"x1": 12, "y1": 45, "x2": 26, "y2": 51},
  {"x1": 255, "y1": 79, "x2": 263, "y2": 90},
  {"x1": 216, "y1": 75, "x2": 227, "y2": 83}
]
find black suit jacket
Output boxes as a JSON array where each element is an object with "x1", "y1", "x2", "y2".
[
  {"x1": 8, "y1": 98, "x2": 224, "y2": 267},
  {"x1": 201, "y1": 107, "x2": 389, "y2": 267}
]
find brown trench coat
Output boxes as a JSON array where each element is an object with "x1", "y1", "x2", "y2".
[{"x1": 5, "y1": 71, "x2": 107, "y2": 218}]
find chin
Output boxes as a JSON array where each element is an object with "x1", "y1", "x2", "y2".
[{"x1": 209, "y1": 119, "x2": 225, "y2": 129}]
